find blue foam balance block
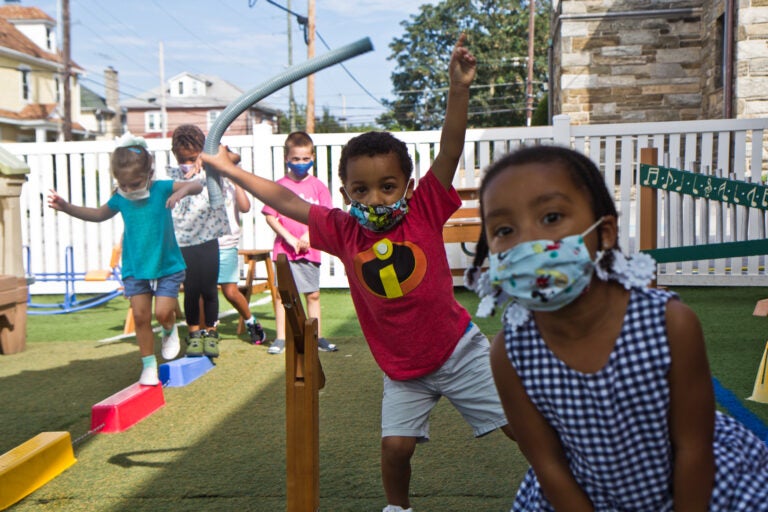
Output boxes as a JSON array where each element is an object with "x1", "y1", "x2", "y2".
[{"x1": 159, "y1": 356, "x2": 215, "y2": 387}]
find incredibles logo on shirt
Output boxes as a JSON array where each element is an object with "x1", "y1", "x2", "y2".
[{"x1": 353, "y1": 238, "x2": 427, "y2": 299}]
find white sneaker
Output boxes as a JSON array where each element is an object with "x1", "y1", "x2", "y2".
[
  {"x1": 139, "y1": 366, "x2": 159, "y2": 386},
  {"x1": 382, "y1": 506, "x2": 413, "y2": 512},
  {"x1": 161, "y1": 325, "x2": 180, "y2": 360}
]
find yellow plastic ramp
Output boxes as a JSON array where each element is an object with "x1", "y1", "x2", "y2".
[{"x1": 0, "y1": 431, "x2": 77, "y2": 510}]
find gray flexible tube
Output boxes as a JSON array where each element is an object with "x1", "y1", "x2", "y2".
[{"x1": 203, "y1": 37, "x2": 374, "y2": 207}]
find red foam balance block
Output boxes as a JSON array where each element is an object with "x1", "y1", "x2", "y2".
[{"x1": 90, "y1": 383, "x2": 165, "y2": 433}]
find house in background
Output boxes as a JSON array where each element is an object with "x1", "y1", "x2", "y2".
[
  {"x1": 0, "y1": 3, "x2": 89, "y2": 142},
  {"x1": 121, "y1": 72, "x2": 280, "y2": 139},
  {"x1": 549, "y1": 0, "x2": 768, "y2": 124}
]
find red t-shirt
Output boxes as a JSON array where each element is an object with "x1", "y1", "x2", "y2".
[{"x1": 309, "y1": 171, "x2": 471, "y2": 380}]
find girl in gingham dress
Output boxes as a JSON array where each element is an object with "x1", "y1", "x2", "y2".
[{"x1": 466, "y1": 145, "x2": 768, "y2": 511}]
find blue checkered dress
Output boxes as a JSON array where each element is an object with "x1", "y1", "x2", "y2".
[{"x1": 505, "y1": 287, "x2": 768, "y2": 511}]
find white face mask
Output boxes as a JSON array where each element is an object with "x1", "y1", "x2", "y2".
[{"x1": 117, "y1": 177, "x2": 151, "y2": 201}]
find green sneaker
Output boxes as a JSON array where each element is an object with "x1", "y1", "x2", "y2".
[
  {"x1": 186, "y1": 330, "x2": 205, "y2": 357},
  {"x1": 203, "y1": 330, "x2": 220, "y2": 358}
]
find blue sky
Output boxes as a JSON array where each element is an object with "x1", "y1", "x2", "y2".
[{"x1": 37, "y1": 0, "x2": 438, "y2": 126}]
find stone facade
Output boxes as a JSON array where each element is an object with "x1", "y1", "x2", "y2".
[{"x1": 551, "y1": 0, "x2": 768, "y2": 123}]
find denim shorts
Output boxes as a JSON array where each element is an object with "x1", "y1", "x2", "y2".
[
  {"x1": 381, "y1": 323, "x2": 508, "y2": 441},
  {"x1": 218, "y1": 246, "x2": 240, "y2": 284},
  {"x1": 123, "y1": 270, "x2": 186, "y2": 298}
]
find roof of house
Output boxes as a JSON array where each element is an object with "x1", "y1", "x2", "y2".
[
  {"x1": 0, "y1": 103, "x2": 85, "y2": 132},
  {"x1": 0, "y1": 5, "x2": 82, "y2": 70},
  {"x1": 122, "y1": 72, "x2": 279, "y2": 114},
  {"x1": 80, "y1": 84, "x2": 111, "y2": 113},
  {"x1": 0, "y1": 5, "x2": 54, "y2": 23}
]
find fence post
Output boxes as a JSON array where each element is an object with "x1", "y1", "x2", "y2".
[
  {"x1": 552, "y1": 114, "x2": 571, "y2": 147},
  {"x1": 640, "y1": 147, "x2": 658, "y2": 287}
]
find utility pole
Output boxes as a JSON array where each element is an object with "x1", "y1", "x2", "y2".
[
  {"x1": 61, "y1": 0, "x2": 72, "y2": 140},
  {"x1": 525, "y1": 0, "x2": 536, "y2": 127},
  {"x1": 287, "y1": 0, "x2": 296, "y2": 132},
  {"x1": 305, "y1": 0, "x2": 315, "y2": 133}
]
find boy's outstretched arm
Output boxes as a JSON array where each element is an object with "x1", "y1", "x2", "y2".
[
  {"x1": 432, "y1": 33, "x2": 476, "y2": 190},
  {"x1": 201, "y1": 145, "x2": 311, "y2": 224}
]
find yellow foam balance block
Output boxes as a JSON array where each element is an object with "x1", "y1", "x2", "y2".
[{"x1": 0, "y1": 431, "x2": 77, "y2": 510}]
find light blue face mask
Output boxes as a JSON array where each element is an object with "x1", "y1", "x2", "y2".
[
  {"x1": 489, "y1": 218, "x2": 603, "y2": 312},
  {"x1": 287, "y1": 161, "x2": 314, "y2": 178}
]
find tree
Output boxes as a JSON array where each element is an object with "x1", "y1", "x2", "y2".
[
  {"x1": 278, "y1": 105, "x2": 380, "y2": 134},
  {"x1": 379, "y1": 0, "x2": 551, "y2": 130}
]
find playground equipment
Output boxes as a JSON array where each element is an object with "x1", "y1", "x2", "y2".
[
  {"x1": 638, "y1": 147, "x2": 768, "y2": 413},
  {"x1": 0, "y1": 145, "x2": 29, "y2": 355},
  {"x1": 25, "y1": 245, "x2": 125, "y2": 315},
  {"x1": 90, "y1": 383, "x2": 165, "y2": 434},
  {"x1": 0, "y1": 432, "x2": 76, "y2": 510},
  {"x1": 277, "y1": 254, "x2": 325, "y2": 512},
  {"x1": 202, "y1": 37, "x2": 374, "y2": 207}
]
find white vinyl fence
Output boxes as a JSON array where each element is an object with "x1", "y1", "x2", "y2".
[{"x1": 5, "y1": 115, "x2": 768, "y2": 296}]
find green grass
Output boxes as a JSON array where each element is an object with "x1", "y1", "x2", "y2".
[{"x1": 4, "y1": 286, "x2": 768, "y2": 511}]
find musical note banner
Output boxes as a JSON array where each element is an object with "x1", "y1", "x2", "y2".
[{"x1": 639, "y1": 164, "x2": 768, "y2": 210}]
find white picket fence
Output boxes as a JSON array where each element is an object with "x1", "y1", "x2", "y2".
[{"x1": 5, "y1": 114, "x2": 768, "y2": 296}]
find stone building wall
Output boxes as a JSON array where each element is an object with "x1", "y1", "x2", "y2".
[
  {"x1": 552, "y1": 0, "x2": 767, "y2": 123},
  {"x1": 736, "y1": 0, "x2": 768, "y2": 120},
  {"x1": 552, "y1": 0, "x2": 705, "y2": 125}
]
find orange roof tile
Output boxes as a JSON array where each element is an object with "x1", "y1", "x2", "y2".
[{"x1": 0, "y1": 5, "x2": 54, "y2": 22}]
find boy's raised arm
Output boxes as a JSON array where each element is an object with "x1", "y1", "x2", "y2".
[
  {"x1": 432, "y1": 33, "x2": 476, "y2": 190},
  {"x1": 201, "y1": 145, "x2": 311, "y2": 225}
]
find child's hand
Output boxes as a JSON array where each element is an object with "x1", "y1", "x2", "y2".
[
  {"x1": 200, "y1": 144, "x2": 236, "y2": 175},
  {"x1": 166, "y1": 190, "x2": 184, "y2": 209},
  {"x1": 449, "y1": 33, "x2": 476, "y2": 89},
  {"x1": 183, "y1": 158, "x2": 202, "y2": 179},
  {"x1": 47, "y1": 189, "x2": 68, "y2": 211}
]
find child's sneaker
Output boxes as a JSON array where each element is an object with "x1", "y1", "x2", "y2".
[
  {"x1": 318, "y1": 337, "x2": 338, "y2": 352},
  {"x1": 161, "y1": 325, "x2": 180, "y2": 360},
  {"x1": 139, "y1": 366, "x2": 159, "y2": 386},
  {"x1": 186, "y1": 330, "x2": 205, "y2": 357},
  {"x1": 203, "y1": 330, "x2": 220, "y2": 358},
  {"x1": 267, "y1": 338, "x2": 285, "y2": 355},
  {"x1": 382, "y1": 506, "x2": 413, "y2": 512},
  {"x1": 246, "y1": 321, "x2": 267, "y2": 345}
]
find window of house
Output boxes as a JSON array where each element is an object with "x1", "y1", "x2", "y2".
[
  {"x1": 20, "y1": 67, "x2": 30, "y2": 101},
  {"x1": 207, "y1": 110, "x2": 222, "y2": 130},
  {"x1": 46, "y1": 27, "x2": 54, "y2": 50},
  {"x1": 54, "y1": 77, "x2": 61, "y2": 103},
  {"x1": 145, "y1": 111, "x2": 164, "y2": 133},
  {"x1": 178, "y1": 81, "x2": 184, "y2": 95}
]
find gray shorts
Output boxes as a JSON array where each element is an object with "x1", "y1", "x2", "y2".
[
  {"x1": 277, "y1": 259, "x2": 320, "y2": 294},
  {"x1": 381, "y1": 323, "x2": 508, "y2": 441}
]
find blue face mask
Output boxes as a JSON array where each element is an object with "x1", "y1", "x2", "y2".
[
  {"x1": 287, "y1": 161, "x2": 313, "y2": 178},
  {"x1": 344, "y1": 182, "x2": 411, "y2": 232},
  {"x1": 489, "y1": 218, "x2": 603, "y2": 312}
]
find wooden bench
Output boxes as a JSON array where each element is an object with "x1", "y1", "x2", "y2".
[{"x1": 443, "y1": 187, "x2": 481, "y2": 276}]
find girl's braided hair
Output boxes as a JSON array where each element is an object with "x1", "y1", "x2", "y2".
[{"x1": 470, "y1": 145, "x2": 619, "y2": 273}]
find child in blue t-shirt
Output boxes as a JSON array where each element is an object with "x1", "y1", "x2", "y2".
[{"x1": 47, "y1": 134, "x2": 202, "y2": 386}]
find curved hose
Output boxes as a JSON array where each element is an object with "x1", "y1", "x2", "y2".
[{"x1": 204, "y1": 37, "x2": 374, "y2": 206}]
